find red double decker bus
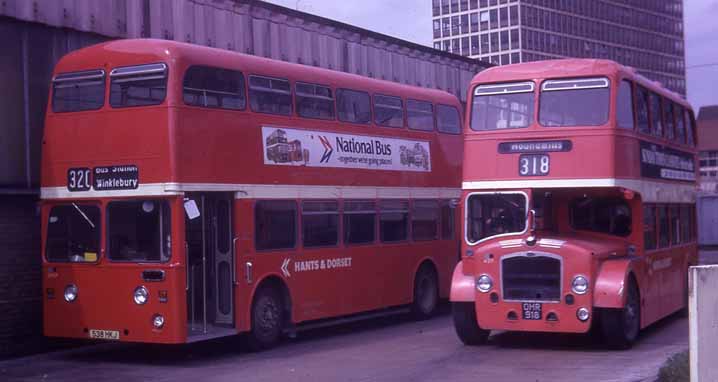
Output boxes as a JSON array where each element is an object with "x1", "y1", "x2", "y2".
[
  {"x1": 451, "y1": 59, "x2": 698, "y2": 349},
  {"x1": 42, "y1": 39, "x2": 464, "y2": 349}
]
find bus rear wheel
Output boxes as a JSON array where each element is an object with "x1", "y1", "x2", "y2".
[
  {"x1": 247, "y1": 286, "x2": 284, "y2": 351},
  {"x1": 452, "y1": 302, "x2": 489, "y2": 345},
  {"x1": 412, "y1": 265, "x2": 439, "y2": 320},
  {"x1": 600, "y1": 279, "x2": 640, "y2": 349}
]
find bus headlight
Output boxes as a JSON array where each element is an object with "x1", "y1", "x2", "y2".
[
  {"x1": 571, "y1": 275, "x2": 589, "y2": 295},
  {"x1": 577, "y1": 307, "x2": 590, "y2": 322},
  {"x1": 64, "y1": 284, "x2": 78, "y2": 302},
  {"x1": 133, "y1": 286, "x2": 149, "y2": 305},
  {"x1": 152, "y1": 314, "x2": 165, "y2": 329},
  {"x1": 476, "y1": 274, "x2": 493, "y2": 293}
]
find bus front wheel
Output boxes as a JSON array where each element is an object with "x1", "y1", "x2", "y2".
[
  {"x1": 247, "y1": 286, "x2": 284, "y2": 351},
  {"x1": 600, "y1": 279, "x2": 640, "y2": 349},
  {"x1": 452, "y1": 302, "x2": 489, "y2": 345}
]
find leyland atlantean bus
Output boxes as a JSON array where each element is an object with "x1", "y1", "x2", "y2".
[
  {"x1": 42, "y1": 39, "x2": 464, "y2": 350},
  {"x1": 451, "y1": 59, "x2": 698, "y2": 349}
]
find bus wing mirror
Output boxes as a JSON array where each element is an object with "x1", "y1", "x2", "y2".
[{"x1": 528, "y1": 209, "x2": 537, "y2": 234}]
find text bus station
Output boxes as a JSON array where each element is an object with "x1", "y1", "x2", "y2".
[
  {"x1": 42, "y1": 39, "x2": 464, "y2": 349},
  {"x1": 451, "y1": 59, "x2": 698, "y2": 349}
]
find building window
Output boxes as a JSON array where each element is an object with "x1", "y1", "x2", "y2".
[{"x1": 500, "y1": 7, "x2": 509, "y2": 28}]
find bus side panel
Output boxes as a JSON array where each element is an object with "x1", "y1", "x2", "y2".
[{"x1": 234, "y1": 199, "x2": 254, "y2": 333}]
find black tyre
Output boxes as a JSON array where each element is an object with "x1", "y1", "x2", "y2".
[
  {"x1": 600, "y1": 279, "x2": 640, "y2": 349},
  {"x1": 412, "y1": 265, "x2": 439, "y2": 320},
  {"x1": 247, "y1": 286, "x2": 284, "y2": 351},
  {"x1": 452, "y1": 302, "x2": 490, "y2": 346}
]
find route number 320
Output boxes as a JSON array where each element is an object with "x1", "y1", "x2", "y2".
[
  {"x1": 67, "y1": 168, "x2": 92, "y2": 191},
  {"x1": 519, "y1": 154, "x2": 550, "y2": 176}
]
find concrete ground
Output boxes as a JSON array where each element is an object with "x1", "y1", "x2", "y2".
[{"x1": 0, "y1": 310, "x2": 687, "y2": 382}]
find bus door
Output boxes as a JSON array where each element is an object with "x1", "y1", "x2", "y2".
[{"x1": 185, "y1": 193, "x2": 235, "y2": 336}]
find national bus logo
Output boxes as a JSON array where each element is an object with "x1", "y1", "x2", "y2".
[{"x1": 261, "y1": 126, "x2": 431, "y2": 172}]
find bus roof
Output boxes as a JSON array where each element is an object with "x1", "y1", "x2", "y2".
[
  {"x1": 469, "y1": 58, "x2": 689, "y2": 109},
  {"x1": 54, "y1": 38, "x2": 460, "y2": 106}
]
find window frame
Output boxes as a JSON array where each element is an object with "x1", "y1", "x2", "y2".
[
  {"x1": 182, "y1": 65, "x2": 247, "y2": 111},
  {"x1": 248, "y1": 74, "x2": 293, "y2": 116},
  {"x1": 301, "y1": 200, "x2": 340, "y2": 248},
  {"x1": 295, "y1": 81, "x2": 336, "y2": 121},
  {"x1": 407, "y1": 99, "x2": 436, "y2": 132},
  {"x1": 373, "y1": 93, "x2": 406, "y2": 128},
  {"x1": 343, "y1": 200, "x2": 377, "y2": 246},
  {"x1": 109, "y1": 62, "x2": 168, "y2": 109},
  {"x1": 254, "y1": 200, "x2": 298, "y2": 252},
  {"x1": 45, "y1": 203, "x2": 103, "y2": 263},
  {"x1": 51, "y1": 69, "x2": 106, "y2": 113},
  {"x1": 336, "y1": 88, "x2": 372, "y2": 125},
  {"x1": 106, "y1": 199, "x2": 172, "y2": 263},
  {"x1": 538, "y1": 76, "x2": 611, "y2": 128},
  {"x1": 436, "y1": 104, "x2": 462, "y2": 135}
]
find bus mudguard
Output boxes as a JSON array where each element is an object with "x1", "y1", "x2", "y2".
[
  {"x1": 450, "y1": 261, "x2": 475, "y2": 302},
  {"x1": 593, "y1": 258, "x2": 639, "y2": 309}
]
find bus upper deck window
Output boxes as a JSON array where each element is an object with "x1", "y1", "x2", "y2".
[
  {"x1": 183, "y1": 65, "x2": 246, "y2": 110},
  {"x1": 249, "y1": 75, "x2": 292, "y2": 116},
  {"x1": 52, "y1": 69, "x2": 105, "y2": 113},
  {"x1": 407, "y1": 100, "x2": 434, "y2": 131},
  {"x1": 110, "y1": 63, "x2": 167, "y2": 108},
  {"x1": 471, "y1": 81, "x2": 534, "y2": 131},
  {"x1": 46, "y1": 204, "x2": 101, "y2": 262},
  {"x1": 437, "y1": 104, "x2": 461, "y2": 134},
  {"x1": 337, "y1": 89, "x2": 371, "y2": 124},
  {"x1": 296, "y1": 82, "x2": 335, "y2": 120},
  {"x1": 539, "y1": 77, "x2": 609, "y2": 127},
  {"x1": 374, "y1": 95, "x2": 404, "y2": 128}
]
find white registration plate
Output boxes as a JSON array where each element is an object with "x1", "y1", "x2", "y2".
[{"x1": 88, "y1": 329, "x2": 120, "y2": 340}]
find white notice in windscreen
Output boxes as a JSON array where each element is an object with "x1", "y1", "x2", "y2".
[{"x1": 184, "y1": 200, "x2": 201, "y2": 220}]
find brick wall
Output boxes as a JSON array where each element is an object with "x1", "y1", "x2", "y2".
[{"x1": 0, "y1": 195, "x2": 41, "y2": 357}]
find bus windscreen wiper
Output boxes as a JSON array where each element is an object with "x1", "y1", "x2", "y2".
[{"x1": 72, "y1": 203, "x2": 96, "y2": 229}]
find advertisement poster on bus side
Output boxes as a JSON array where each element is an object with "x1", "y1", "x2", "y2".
[
  {"x1": 639, "y1": 141, "x2": 695, "y2": 182},
  {"x1": 261, "y1": 126, "x2": 431, "y2": 172}
]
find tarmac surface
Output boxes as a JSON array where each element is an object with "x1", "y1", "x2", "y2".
[
  {"x1": 0, "y1": 309, "x2": 687, "y2": 382},
  {"x1": 3, "y1": 250, "x2": 712, "y2": 382}
]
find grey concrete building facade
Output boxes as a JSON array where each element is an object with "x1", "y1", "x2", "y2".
[
  {"x1": 0, "y1": 0, "x2": 488, "y2": 357},
  {"x1": 432, "y1": 0, "x2": 687, "y2": 95}
]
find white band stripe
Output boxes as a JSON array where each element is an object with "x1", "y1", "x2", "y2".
[
  {"x1": 41, "y1": 183, "x2": 461, "y2": 200},
  {"x1": 462, "y1": 178, "x2": 696, "y2": 203}
]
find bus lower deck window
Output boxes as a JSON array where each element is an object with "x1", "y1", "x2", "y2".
[
  {"x1": 302, "y1": 201, "x2": 339, "y2": 248},
  {"x1": 255, "y1": 200, "x2": 297, "y2": 250},
  {"x1": 344, "y1": 201, "x2": 376, "y2": 245},
  {"x1": 380, "y1": 200, "x2": 409, "y2": 242},
  {"x1": 412, "y1": 200, "x2": 439, "y2": 241}
]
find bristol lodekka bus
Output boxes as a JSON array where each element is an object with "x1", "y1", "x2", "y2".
[
  {"x1": 41, "y1": 39, "x2": 464, "y2": 349},
  {"x1": 450, "y1": 59, "x2": 698, "y2": 349}
]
